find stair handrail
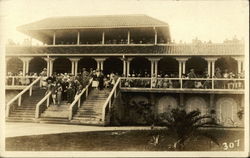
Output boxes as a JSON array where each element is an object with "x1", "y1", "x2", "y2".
[
  {"x1": 35, "y1": 91, "x2": 52, "y2": 118},
  {"x1": 101, "y1": 77, "x2": 121, "y2": 123},
  {"x1": 6, "y1": 76, "x2": 41, "y2": 117},
  {"x1": 68, "y1": 78, "x2": 93, "y2": 120}
]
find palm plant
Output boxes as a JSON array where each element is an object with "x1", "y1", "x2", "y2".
[{"x1": 158, "y1": 108, "x2": 220, "y2": 150}]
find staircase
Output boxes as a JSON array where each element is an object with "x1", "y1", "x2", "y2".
[
  {"x1": 38, "y1": 101, "x2": 70, "y2": 124},
  {"x1": 71, "y1": 88, "x2": 110, "y2": 125},
  {"x1": 6, "y1": 88, "x2": 46, "y2": 122}
]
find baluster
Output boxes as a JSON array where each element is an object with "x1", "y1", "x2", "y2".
[
  {"x1": 86, "y1": 88, "x2": 88, "y2": 97},
  {"x1": 78, "y1": 99, "x2": 81, "y2": 108},
  {"x1": 18, "y1": 96, "x2": 21, "y2": 106},
  {"x1": 47, "y1": 96, "x2": 50, "y2": 107},
  {"x1": 109, "y1": 99, "x2": 111, "y2": 108},
  {"x1": 29, "y1": 86, "x2": 32, "y2": 96},
  {"x1": 114, "y1": 89, "x2": 117, "y2": 98}
]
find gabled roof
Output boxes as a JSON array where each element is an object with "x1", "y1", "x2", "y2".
[{"x1": 17, "y1": 14, "x2": 169, "y2": 31}]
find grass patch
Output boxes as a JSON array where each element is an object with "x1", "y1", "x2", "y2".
[{"x1": 6, "y1": 129, "x2": 244, "y2": 151}]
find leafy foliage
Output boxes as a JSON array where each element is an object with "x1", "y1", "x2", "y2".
[{"x1": 158, "y1": 108, "x2": 220, "y2": 150}]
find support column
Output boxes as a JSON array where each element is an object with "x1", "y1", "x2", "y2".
[
  {"x1": 69, "y1": 58, "x2": 80, "y2": 76},
  {"x1": 204, "y1": 57, "x2": 218, "y2": 78},
  {"x1": 102, "y1": 32, "x2": 105, "y2": 44},
  {"x1": 148, "y1": 57, "x2": 161, "y2": 77},
  {"x1": 154, "y1": 61, "x2": 158, "y2": 76},
  {"x1": 150, "y1": 60, "x2": 154, "y2": 76},
  {"x1": 77, "y1": 31, "x2": 80, "y2": 45},
  {"x1": 20, "y1": 57, "x2": 32, "y2": 76},
  {"x1": 207, "y1": 61, "x2": 211, "y2": 77},
  {"x1": 175, "y1": 57, "x2": 189, "y2": 77},
  {"x1": 127, "y1": 30, "x2": 130, "y2": 44},
  {"x1": 53, "y1": 32, "x2": 56, "y2": 45},
  {"x1": 100, "y1": 61, "x2": 104, "y2": 70},
  {"x1": 154, "y1": 28, "x2": 157, "y2": 45},
  {"x1": 233, "y1": 57, "x2": 244, "y2": 74},
  {"x1": 22, "y1": 60, "x2": 26, "y2": 76},
  {"x1": 94, "y1": 58, "x2": 106, "y2": 71},
  {"x1": 75, "y1": 60, "x2": 79, "y2": 75},
  {"x1": 182, "y1": 61, "x2": 186, "y2": 74},
  {"x1": 211, "y1": 61, "x2": 215, "y2": 78},
  {"x1": 178, "y1": 61, "x2": 182, "y2": 78},
  {"x1": 44, "y1": 57, "x2": 50, "y2": 76},
  {"x1": 237, "y1": 60, "x2": 242, "y2": 74},
  {"x1": 49, "y1": 58, "x2": 55, "y2": 76},
  {"x1": 69, "y1": 58, "x2": 76, "y2": 75},
  {"x1": 121, "y1": 57, "x2": 127, "y2": 76},
  {"x1": 126, "y1": 58, "x2": 133, "y2": 76}
]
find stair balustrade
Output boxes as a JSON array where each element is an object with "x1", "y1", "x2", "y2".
[
  {"x1": 6, "y1": 76, "x2": 41, "y2": 117},
  {"x1": 68, "y1": 78, "x2": 93, "y2": 120},
  {"x1": 101, "y1": 77, "x2": 121, "y2": 124},
  {"x1": 35, "y1": 91, "x2": 52, "y2": 118}
]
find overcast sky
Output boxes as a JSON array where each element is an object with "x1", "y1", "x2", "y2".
[{"x1": 0, "y1": 0, "x2": 249, "y2": 44}]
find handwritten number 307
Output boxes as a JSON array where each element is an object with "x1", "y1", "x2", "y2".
[{"x1": 222, "y1": 139, "x2": 240, "y2": 150}]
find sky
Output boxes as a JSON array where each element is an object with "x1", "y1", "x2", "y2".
[{"x1": 0, "y1": 0, "x2": 249, "y2": 44}]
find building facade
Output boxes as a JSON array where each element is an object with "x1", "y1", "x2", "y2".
[{"x1": 6, "y1": 15, "x2": 245, "y2": 127}]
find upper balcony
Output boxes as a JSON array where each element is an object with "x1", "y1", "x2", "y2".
[{"x1": 6, "y1": 42, "x2": 244, "y2": 56}]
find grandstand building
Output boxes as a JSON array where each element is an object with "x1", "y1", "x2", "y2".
[{"x1": 5, "y1": 15, "x2": 245, "y2": 127}]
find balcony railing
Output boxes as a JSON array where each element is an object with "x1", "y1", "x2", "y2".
[
  {"x1": 6, "y1": 43, "x2": 244, "y2": 55},
  {"x1": 120, "y1": 77, "x2": 245, "y2": 92},
  {"x1": 6, "y1": 76, "x2": 39, "y2": 86}
]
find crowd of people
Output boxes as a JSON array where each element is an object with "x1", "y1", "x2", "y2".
[
  {"x1": 6, "y1": 66, "x2": 244, "y2": 93},
  {"x1": 6, "y1": 71, "x2": 39, "y2": 86},
  {"x1": 121, "y1": 68, "x2": 244, "y2": 89},
  {"x1": 41, "y1": 68, "x2": 120, "y2": 106}
]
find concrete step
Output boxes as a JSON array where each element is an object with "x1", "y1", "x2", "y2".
[
  {"x1": 6, "y1": 116, "x2": 36, "y2": 122},
  {"x1": 38, "y1": 117, "x2": 70, "y2": 124}
]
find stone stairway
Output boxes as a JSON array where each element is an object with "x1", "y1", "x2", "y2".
[
  {"x1": 71, "y1": 88, "x2": 110, "y2": 125},
  {"x1": 6, "y1": 88, "x2": 46, "y2": 122},
  {"x1": 38, "y1": 101, "x2": 71, "y2": 124}
]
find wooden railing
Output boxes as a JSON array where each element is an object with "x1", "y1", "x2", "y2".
[
  {"x1": 120, "y1": 77, "x2": 245, "y2": 90},
  {"x1": 6, "y1": 76, "x2": 41, "y2": 117},
  {"x1": 35, "y1": 91, "x2": 52, "y2": 118},
  {"x1": 68, "y1": 78, "x2": 93, "y2": 120},
  {"x1": 101, "y1": 77, "x2": 121, "y2": 124},
  {"x1": 6, "y1": 76, "x2": 38, "y2": 86}
]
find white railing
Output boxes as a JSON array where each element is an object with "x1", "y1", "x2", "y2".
[
  {"x1": 120, "y1": 77, "x2": 245, "y2": 90},
  {"x1": 35, "y1": 91, "x2": 52, "y2": 118},
  {"x1": 5, "y1": 76, "x2": 38, "y2": 86},
  {"x1": 6, "y1": 76, "x2": 41, "y2": 117},
  {"x1": 68, "y1": 78, "x2": 93, "y2": 120},
  {"x1": 101, "y1": 77, "x2": 121, "y2": 124}
]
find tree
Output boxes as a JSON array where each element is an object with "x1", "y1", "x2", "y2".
[{"x1": 158, "y1": 108, "x2": 220, "y2": 150}]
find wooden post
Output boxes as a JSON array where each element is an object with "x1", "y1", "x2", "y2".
[
  {"x1": 18, "y1": 96, "x2": 21, "y2": 106},
  {"x1": 102, "y1": 32, "x2": 105, "y2": 44},
  {"x1": 47, "y1": 97, "x2": 50, "y2": 107},
  {"x1": 29, "y1": 87, "x2": 32, "y2": 96},
  {"x1": 53, "y1": 32, "x2": 56, "y2": 45},
  {"x1": 78, "y1": 100, "x2": 81, "y2": 108},
  {"x1": 12, "y1": 77, "x2": 15, "y2": 86},
  {"x1": 77, "y1": 31, "x2": 80, "y2": 45}
]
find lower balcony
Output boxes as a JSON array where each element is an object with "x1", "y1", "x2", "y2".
[{"x1": 120, "y1": 77, "x2": 244, "y2": 94}]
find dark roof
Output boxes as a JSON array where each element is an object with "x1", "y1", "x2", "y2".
[{"x1": 17, "y1": 14, "x2": 169, "y2": 31}]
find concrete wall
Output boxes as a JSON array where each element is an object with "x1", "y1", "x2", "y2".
[{"x1": 111, "y1": 92, "x2": 244, "y2": 127}]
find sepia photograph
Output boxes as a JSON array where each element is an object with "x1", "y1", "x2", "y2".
[{"x1": 0, "y1": 0, "x2": 249, "y2": 157}]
